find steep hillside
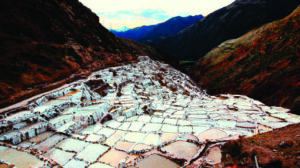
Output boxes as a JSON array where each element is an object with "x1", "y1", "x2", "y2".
[
  {"x1": 221, "y1": 123, "x2": 300, "y2": 168},
  {"x1": 138, "y1": 15, "x2": 204, "y2": 45},
  {"x1": 192, "y1": 6, "x2": 300, "y2": 113},
  {"x1": 158, "y1": 0, "x2": 299, "y2": 60},
  {"x1": 112, "y1": 15, "x2": 203, "y2": 45},
  {"x1": 0, "y1": 0, "x2": 172, "y2": 108}
]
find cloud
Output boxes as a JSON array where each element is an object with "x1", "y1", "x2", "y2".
[
  {"x1": 100, "y1": 11, "x2": 135, "y2": 19},
  {"x1": 100, "y1": 12, "x2": 168, "y2": 29},
  {"x1": 138, "y1": 9, "x2": 170, "y2": 20},
  {"x1": 79, "y1": 0, "x2": 235, "y2": 29},
  {"x1": 100, "y1": 9, "x2": 169, "y2": 20},
  {"x1": 99, "y1": 9, "x2": 170, "y2": 29}
]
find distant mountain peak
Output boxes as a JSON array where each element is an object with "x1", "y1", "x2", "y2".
[
  {"x1": 112, "y1": 15, "x2": 204, "y2": 45},
  {"x1": 110, "y1": 26, "x2": 130, "y2": 32}
]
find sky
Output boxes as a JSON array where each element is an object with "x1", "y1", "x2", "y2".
[{"x1": 79, "y1": 0, "x2": 235, "y2": 30}]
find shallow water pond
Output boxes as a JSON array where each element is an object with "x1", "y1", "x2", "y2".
[
  {"x1": 0, "y1": 146, "x2": 44, "y2": 168},
  {"x1": 98, "y1": 148, "x2": 128, "y2": 167},
  {"x1": 161, "y1": 140, "x2": 200, "y2": 160},
  {"x1": 135, "y1": 154, "x2": 179, "y2": 168}
]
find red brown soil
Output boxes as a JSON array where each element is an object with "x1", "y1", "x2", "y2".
[
  {"x1": 192, "y1": 7, "x2": 300, "y2": 113},
  {"x1": 221, "y1": 123, "x2": 300, "y2": 168}
]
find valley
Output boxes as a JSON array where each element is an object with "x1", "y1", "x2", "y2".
[
  {"x1": 0, "y1": 56, "x2": 299, "y2": 167},
  {"x1": 0, "y1": 0, "x2": 299, "y2": 167}
]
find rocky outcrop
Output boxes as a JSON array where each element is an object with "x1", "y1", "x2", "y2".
[
  {"x1": 158, "y1": 0, "x2": 299, "y2": 60},
  {"x1": 192, "y1": 6, "x2": 300, "y2": 113},
  {"x1": 0, "y1": 0, "x2": 172, "y2": 108}
]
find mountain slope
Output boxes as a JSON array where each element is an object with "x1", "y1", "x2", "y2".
[
  {"x1": 0, "y1": 0, "x2": 172, "y2": 108},
  {"x1": 158, "y1": 0, "x2": 299, "y2": 60},
  {"x1": 222, "y1": 123, "x2": 300, "y2": 167},
  {"x1": 192, "y1": 6, "x2": 300, "y2": 113},
  {"x1": 111, "y1": 25, "x2": 156, "y2": 41},
  {"x1": 138, "y1": 15, "x2": 204, "y2": 45},
  {"x1": 112, "y1": 15, "x2": 203, "y2": 45}
]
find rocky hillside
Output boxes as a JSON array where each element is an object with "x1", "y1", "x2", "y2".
[
  {"x1": 0, "y1": 0, "x2": 172, "y2": 108},
  {"x1": 158, "y1": 0, "x2": 299, "y2": 60},
  {"x1": 192, "y1": 6, "x2": 300, "y2": 114},
  {"x1": 221, "y1": 123, "x2": 300, "y2": 168},
  {"x1": 112, "y1": 15, "x2": 203, "y2": 46}
]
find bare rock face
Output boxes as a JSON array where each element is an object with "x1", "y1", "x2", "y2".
[{"x1": 0, "y1": 56, "x2": 299, "y2": 167}]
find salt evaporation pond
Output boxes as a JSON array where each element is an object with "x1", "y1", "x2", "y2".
[{"x1": 0, "y1": 56, "x2": 299, "y2": 167}]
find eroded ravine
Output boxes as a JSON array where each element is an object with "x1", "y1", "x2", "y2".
[{"x1": 0, "y1": 56, "x2": 299, "y2": 167}]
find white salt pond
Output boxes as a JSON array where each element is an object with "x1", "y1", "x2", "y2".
[{"x1": 0, "y1": 56, "x2": 299, "y2": 167}]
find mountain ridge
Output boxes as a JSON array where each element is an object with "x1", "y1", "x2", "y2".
[
  {"x1": 112, "y1": 15, "x2": 203, "y2": 45},
  {"x1": 158, "y1": 0, "x2": 300, "y2": 60}
]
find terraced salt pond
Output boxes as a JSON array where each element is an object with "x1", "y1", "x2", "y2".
[
  {"x1": 0, "y1": 56, "x2": 299, "y2": 167},
  {"x1": 133, "y1": 154, "x2": 179, "y2": 168},
  {"x1": 0, "y1": 146, "x2": 44, "y2": 168}
]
